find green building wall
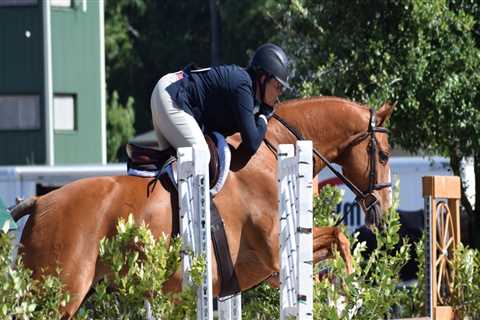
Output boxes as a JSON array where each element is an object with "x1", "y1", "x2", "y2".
[
  {"x1": 51, "y1": 4, "x2": 103, "y2": 164},
  {"x1": 0, "y1": 2, "x2": 104, "y2": 165},
  {"x1": 0, "y1": 5, "x2": 45, "y2": 164}
]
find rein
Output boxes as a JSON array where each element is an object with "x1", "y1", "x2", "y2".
[{"x1": 265, "y1": 109, "x2": 391, "y2": 225}]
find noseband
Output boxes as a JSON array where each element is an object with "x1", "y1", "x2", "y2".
[{"x1": 267, "y1": 108, "x2": 391, "y2": 222}]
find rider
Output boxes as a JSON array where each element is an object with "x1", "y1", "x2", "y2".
[{"x1": 150, "y1": 43, "x2": 290, "y2": 161}]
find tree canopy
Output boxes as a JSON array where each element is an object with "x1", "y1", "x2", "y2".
[{"x1": 271, "y1": 0, "x2": 480, "y2": 245}]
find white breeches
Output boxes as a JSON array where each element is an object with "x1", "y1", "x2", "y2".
[{"x1": 150, "y1": 72, "x2": 209, "y2": 157}]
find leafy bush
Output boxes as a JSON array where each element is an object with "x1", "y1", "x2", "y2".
[
  {"x1": 452, "y1": 243, "x2": 480, "y2": 319},
  {"x1": 78, "y1": 214, "x2": 201, "y2": 320},
  {"x1": 0, "y1": 221, "x2": 69, "y2": 319},
  {"x1": 313, "y1": 183, "x2": 412, "y2": 319},
  {"x1": 241, "y1": 282, "x2": 279, "y2": 319}
]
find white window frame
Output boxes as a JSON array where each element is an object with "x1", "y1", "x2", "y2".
[
  {"x1": 53, "y1": 94, "x2": 76, "y2": 131},
  {"x1": 50, "y1": 0, "x2": 71, "y2": 8}
]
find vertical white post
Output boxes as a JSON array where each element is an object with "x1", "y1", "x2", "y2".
[
  {"x1": 278, "y1": 144, "x2": 295, "y2": 319},
  {"x1": 99, "y1": 0, "x2": 107, "y2": 164},
  {"x1": 178, "y1": 147, "x2": 195, "y2": 286},
  {"x1": 178, "y1": 145, "x2": 213, "y2": 320},
  {"x1": 278, "y1": 141, "x2": 313, "y2": 320},
  {"x1": 219, "y1": 294, "x2": 242, "y2": 320},
  {"x1": 295, "y1": 141, "x2": 313, "y2": 319},
  {"x1": 42, "y1": 0, "x2": 54, "y2": 165}
]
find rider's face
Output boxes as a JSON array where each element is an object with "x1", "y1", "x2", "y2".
[{"x1": 258, "y1": 76, "x2": 284, "y2": 107}]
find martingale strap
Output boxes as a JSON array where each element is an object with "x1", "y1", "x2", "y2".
[
  {"x1": 161, "y1": 166, "x2": 240, "y2": 297},
  {"x1": 210, "y1": 202, "x2": 241, "y2": 297}
]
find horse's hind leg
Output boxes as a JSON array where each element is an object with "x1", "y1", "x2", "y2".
[
  {"x1": 58, "y1": 253, "x2": 98, "y2": 319},
  {"x1": 21, "y1": 223, "x2": 98, "y2": 319}
]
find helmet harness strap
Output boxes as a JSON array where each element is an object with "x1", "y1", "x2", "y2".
[{"x1": 258, "y1": 73, "x2": 273, "y2": 106}]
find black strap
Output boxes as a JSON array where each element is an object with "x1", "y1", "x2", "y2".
[
  {"x1": 271, "y1": 113, "x2": 366, "y2": 199},
  {"x1": 210, "y1": 200, "x2": 241, "y2": 297}
]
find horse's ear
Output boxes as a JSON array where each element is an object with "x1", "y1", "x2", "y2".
[{"x1": 376, "y1": 102, "x2": 395, "y2": 127}]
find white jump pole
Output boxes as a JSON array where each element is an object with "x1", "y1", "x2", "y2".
[
  {"x1": 278, "y1": 141, "x2": 313, "y2": 320},
  {"x1": 178, "y1": 145, "x2": 213, "y2": 320}
]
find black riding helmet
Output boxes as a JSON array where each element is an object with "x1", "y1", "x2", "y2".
[{"x1": 248, "y1": 43, "x2": 290, "y2": 89}]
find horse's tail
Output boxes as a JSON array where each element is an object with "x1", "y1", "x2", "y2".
[{"x1": 11, "y1": 196, "x2": 38, "y2": 222}]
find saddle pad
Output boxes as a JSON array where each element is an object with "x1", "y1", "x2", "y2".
[{"x1": 128, "y1": 132, "x2": 231, "y2": 196}]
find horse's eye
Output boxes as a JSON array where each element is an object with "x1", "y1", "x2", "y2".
[{"x1": 379, "y1": 151, "x2": 389, "y2": 164}]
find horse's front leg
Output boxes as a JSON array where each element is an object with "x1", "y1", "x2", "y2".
[{"x1": 313, "y1": 226, "x2": 353, "y2": 274}]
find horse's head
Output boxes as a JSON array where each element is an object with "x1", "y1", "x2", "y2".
[
  {"x1": 272, "y1": 98, "x2": 395, "y2": 229},
  {"x1": 336, "y1": 103, "x2": 394, "y2": 228}
]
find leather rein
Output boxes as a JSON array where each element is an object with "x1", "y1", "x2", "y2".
[{"x1": 264, "y1": 108, "x2": 391, "y2": 223}]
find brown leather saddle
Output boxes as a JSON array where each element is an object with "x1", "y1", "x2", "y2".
[{"x1": 126, "y1": 134, "x2": 220, "y2": 188}]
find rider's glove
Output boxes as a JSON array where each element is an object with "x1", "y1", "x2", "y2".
[{"x1": 258, "y1": 114, "x2": 268, "y2": 126}]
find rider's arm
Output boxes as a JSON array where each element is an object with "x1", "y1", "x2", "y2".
[{"x1": 231, "y1": 81, "x2": 267, "y2": 155}]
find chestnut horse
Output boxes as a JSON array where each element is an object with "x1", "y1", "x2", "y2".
[{"x1": 12, "y1": 97, "x2": 393, "y2": 318}]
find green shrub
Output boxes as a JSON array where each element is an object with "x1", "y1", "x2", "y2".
[
  {"x1": 241, "y1": 282, "x2": 279, "y2": 319},
  {"x1": 78, "y1": 214, "x2": 201, "y2": 320},
  {"x1": 452, "y1": 243, "x2": 480, "y2": 318},
  {"x1": 313, "y1": 182, "x2": 412, "y2": 319},
  {"x1": 0, "y1": 221, "x2": 69, "y2": 319}
]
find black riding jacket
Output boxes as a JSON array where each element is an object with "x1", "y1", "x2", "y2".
[{"x1": 165, "y1": 65, "x2": 266, "y2": 155}]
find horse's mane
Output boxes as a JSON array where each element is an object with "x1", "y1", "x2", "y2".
[{"x1": 278, "y1": 96, "x2": 371, "y2": 111}]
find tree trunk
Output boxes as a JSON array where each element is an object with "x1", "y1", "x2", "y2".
[{"x1": 209, "y1": 0, "x2": 221, "y2": 65}]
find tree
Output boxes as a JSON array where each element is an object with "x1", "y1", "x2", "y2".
[
  {"x1": 107, "y1": 91, "x2": 135, "y2": 162},
  {"x1": 272, "y1": 0, "x2": 480, "y2": 247},
  {"x1": 104, "y1": 0, "x2": 276, "y2": 135},
  {"x1": 104, "y1": 0, "x2": 144, "y2": 161}
]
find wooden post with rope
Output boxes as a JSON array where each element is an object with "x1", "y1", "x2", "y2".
[{"x1": 422, "y1": 176, "x2": 461, "y2": 320}]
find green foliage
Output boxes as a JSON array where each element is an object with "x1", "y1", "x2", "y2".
[
  {"x1": 241, "y1": 282, "x2": 279, "y2": 319},
  {"x1": 107, "y1": 90, "x2": 135, "y2": 162},
  {"x1": 79, "y1": 214, "x2": 201, "y2": 320},
  {"x1": 313, "y1": 182, "x2": 413, "y2": 319},
  {"x1": 410, "y1": 233, "x2": 426, "y2": 316},
  {"x1": 0, "y1": 221, "x2": 69, "y2": 319},
  {"x1": 272, "y1": 0, "x2": 480, "y2": 154},
  {"x1": 452, "y1": 243, "x2": 480, "y2": 318},
  {"x1": 313, "y1": 185, "x2": 344, "y2": 227},
  {"x1": 270, "y1": 0, "x2": 480, "y2": 246},
  {"x1": 105, "y1": 0, "x2": 277, "y2": 133}
]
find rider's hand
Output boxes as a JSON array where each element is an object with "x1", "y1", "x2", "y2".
[{"x1": 257, "y1": 114, "x2": 268, "y2": 126}]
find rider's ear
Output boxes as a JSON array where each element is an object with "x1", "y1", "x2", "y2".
[{"x1": 377, "y1": 102, "x2": 396, "y2": 126}]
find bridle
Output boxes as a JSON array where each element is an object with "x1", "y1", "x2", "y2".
[{"x1": 265, "y1": 108, "x2": 391, "y2": 225}]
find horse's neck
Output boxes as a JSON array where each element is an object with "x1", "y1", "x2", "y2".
[{"x1": 271, "y1": 98, "x2": 369, "y2": 174}]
